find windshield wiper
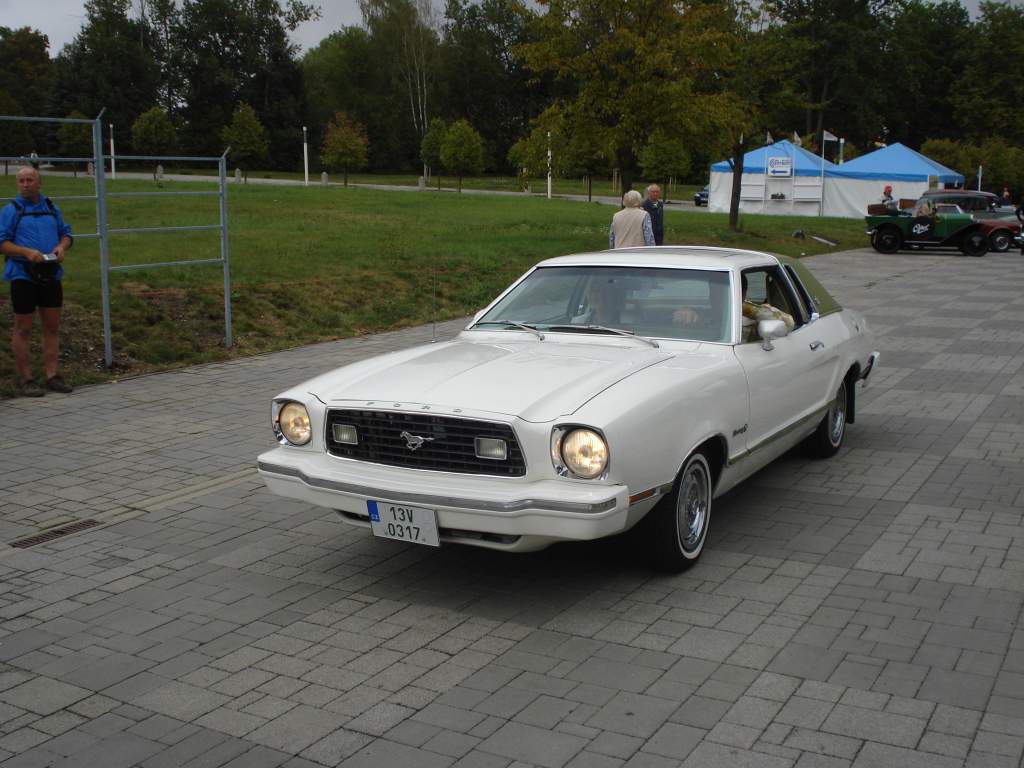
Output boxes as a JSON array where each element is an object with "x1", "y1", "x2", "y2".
[
  {"x1": 547, "y1": 324, "x2": 659, "y2": 348},
  {"x1": 473, "y1": 319, "x2": 545, "y2": 340}
]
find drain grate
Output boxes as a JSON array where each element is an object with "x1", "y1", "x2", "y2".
[{"x1": 9, "y1": 519, "x2": 101, "y2": 549}]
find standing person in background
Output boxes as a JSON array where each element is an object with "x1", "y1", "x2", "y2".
[
  {"x1": 0, "y1": 167, "x2": 74, "y2": 397},
  {"x1": 642, "y1": 184, "x2": 665, "y2": 245},
  {"x1": 1001, "y1": 186, "x2": 1011, "y2": 206},
  {"x1": 609, "y1": 190, "x2": 654, "y2": 249}
]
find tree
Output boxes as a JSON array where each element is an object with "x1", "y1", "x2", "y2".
[
  {"x1": 440, "y1": 119, "x2": 484, "y2": 192},
  {"x1": 321, "y1": 111, "x2": 369, "y2": 187},
  {"x1": 360, "y1": 0, "x2": 439, "y2": 149},
  {"x1": 176, "y1": 0, "x2": 317, "y2": 163},
  {"x1": 132, "y1": 107, "x2": 177, "y2": 176},
  {"x1": 639, "y1": 131, "x2": 691, "y2": 187},
  {"x1": 440, "y1": 0, "x2": 540, "y2": 173},
  {"x1": 0, "y1": 26, "x2": 54, "y2": 158},
  {"x1": 57, "y1": 111, "x2": 93, "y2": 177},
  {"x1": 879, "y1": 0, "x2": 969, "y2": 149},
  {"x1": 953, "y1": 2, "x2": 1024, "y2": 146},
  {"x1": 420, "y1": 117, "x2": 447, "y2": 187},
  {"x1": 221, "y1": 103, "x2": 269, "y2": 182},
  {"x1": 519, "y1": 1, "x2": 746, "y2": 194},
  {"x1": 50, "y1": 0, "x2": 161, "y2": 156},
  {"x1": 762, "y1": 0, "x2": 895, "y2": 148}
]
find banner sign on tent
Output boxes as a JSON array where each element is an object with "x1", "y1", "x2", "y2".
[{"x1": 767, "y1": 157, "x2": 793, "y2": 177}]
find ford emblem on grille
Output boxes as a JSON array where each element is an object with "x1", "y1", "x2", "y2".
[{"x1": 400, "y1": 430, "x2": 435, "y2": 451}]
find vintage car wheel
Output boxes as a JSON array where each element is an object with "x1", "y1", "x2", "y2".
[
  {"x1": 806, "y1": 379, "x2": 847, "y2": 459},
  {"x1": 960, "y1": 231, "x2": 988, "y2": 257},
  {"x1": 649, "y1": 451, "x2": 712, "y2": 572},
  {"x1": 871, "y1": 227, "x2": 902, "y2": 254},
  {"x1": 989, "y1": 229, "x2": 1012, "y2": 252}
]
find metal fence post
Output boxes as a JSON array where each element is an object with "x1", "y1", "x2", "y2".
[
  {"x1": 92, "y1": 113, "x2": 113, "y2": 367},
  {"x1": 219, "y1": 150, "x2": 233, "y2": 348}
]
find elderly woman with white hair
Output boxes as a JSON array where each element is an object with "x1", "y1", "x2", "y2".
[{"x1": 609, "y1": 189, "x2": 655, "y2": 249}]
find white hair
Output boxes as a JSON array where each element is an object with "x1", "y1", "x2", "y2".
[{"x1": 622, "y1": 190, "x2": 642, "y2": 207}]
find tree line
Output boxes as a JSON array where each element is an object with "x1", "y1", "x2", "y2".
[{"x1": 1, "y1": 0, "x2": 1022, "y2": 194}]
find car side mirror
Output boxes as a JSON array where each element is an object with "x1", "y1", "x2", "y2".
[{"x1": 758, "y1": 318, "x2": 788, "y2": 351}]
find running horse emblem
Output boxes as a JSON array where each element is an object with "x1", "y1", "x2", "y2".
[{"x1": 400, "y1": 430, "x2": 435, "y2": 451}]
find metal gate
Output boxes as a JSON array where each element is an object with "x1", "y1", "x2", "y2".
[{"x1": 0, "y1": 109, "x2": 232, "y2": 367}]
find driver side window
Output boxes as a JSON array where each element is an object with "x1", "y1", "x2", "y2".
[{"x1": 740, "y1": 267, "x2": 803, "y2": 343}]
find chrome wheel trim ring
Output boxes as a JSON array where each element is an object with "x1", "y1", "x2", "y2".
[
  {"x1": 829, "y1": 383, "x2": 847, "y2": 446},
  {"x1": 677, "y1": 458, "x2": 710, "y2": 555}
]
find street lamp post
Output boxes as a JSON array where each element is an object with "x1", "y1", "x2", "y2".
[
  {"x1": 302, "y1": 126, "x2": 309, "y2": 187},
  {"x1": 546, "y1": 131, "x2": 552, "y2": 200},
  {"x1": 109, "y1": 123, "x2": 116, "y2": 180}
]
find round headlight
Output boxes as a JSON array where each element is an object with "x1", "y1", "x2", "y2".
[
  {"x1": 278, "y1": 402, "x2": 312, "y2": 445},
  {"x1": 561, "y1": 428, "x2": 608, "y2": 479}
]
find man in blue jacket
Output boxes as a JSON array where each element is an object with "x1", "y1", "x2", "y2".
[{"x1": 1, "y1": 167, "x2": 74, "y2": 396}]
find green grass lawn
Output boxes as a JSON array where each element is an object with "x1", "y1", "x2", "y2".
[
  {"x1": 0, "y1": 174, "x2": 869, "y2": 395},
  {"x1": 167, "y1": 166, "x2": 701, "y2": 200}
]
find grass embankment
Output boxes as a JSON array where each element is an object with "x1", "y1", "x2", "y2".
[{"x1": 0, "y1": 175, "x2": 868, "y2": 395}]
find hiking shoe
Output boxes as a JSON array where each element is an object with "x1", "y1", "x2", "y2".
[
  {"x1": 18, "y1": 379, "x2": 45, "y2": 397},
  {"x1": 46, "y1": 375, "x2": 73, "y2": 394}
]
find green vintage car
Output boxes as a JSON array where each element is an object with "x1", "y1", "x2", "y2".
[{"x1": 864, "y1": 202, "x2": 1010, "y2": 257}]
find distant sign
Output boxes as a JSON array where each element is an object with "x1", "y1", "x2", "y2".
[{"x1": 767, "y1": 157, "x2": 793, "y2": 177}]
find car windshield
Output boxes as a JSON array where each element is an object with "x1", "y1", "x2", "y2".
[{"x1": 474, "y1": 266, "x2": 732, "y2": 343}]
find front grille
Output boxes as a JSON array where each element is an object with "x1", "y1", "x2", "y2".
[{"x1": 326, "y1": 409, "x2": 526, "y2": 476}]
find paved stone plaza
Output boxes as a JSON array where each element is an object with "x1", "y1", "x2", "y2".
[{"x1": 0, "y1": 246, "x2": 1022, "y2": 767}]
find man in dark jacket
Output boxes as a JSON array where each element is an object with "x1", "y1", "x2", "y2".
[{"x1": 642, "y1": 184, "x2": 665, "y2": 246}]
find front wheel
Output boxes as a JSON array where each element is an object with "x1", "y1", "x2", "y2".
[
  {"x1": 871, "y1": 227, "x2": 902, "y2": 254},
  {"x1": 960, "y1": 231, "x2": 988, "y2": 257},
  {"x1": 805, "y1": 379, "x2": 848, "y2": 459},
  {"x1": 648, "y1": 452, "x2": 712, "y2": 572}
]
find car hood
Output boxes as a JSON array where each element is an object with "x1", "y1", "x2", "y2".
[{"x1": 308, "y1": 338, "x2": 673, "y2": 423}]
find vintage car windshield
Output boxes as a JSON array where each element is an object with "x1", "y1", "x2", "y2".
[{"x1": 475, "y1": 266, "x2": 732, "y2": 343}]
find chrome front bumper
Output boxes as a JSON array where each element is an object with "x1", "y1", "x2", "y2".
[{"x1": 257, "y1": 448, "x2": 638, "y2": 551}]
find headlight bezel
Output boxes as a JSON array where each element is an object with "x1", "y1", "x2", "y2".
[
  {"x1": 551, "y1": 425, "x2": 610, "y2": 480},
  {"x1": 272, "y1": 399, "x2": 312, "y2": 446}
]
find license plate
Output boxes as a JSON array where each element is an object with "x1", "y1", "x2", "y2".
[{"x1": 367, "y1": 500, "x2": 440, "y2": 547}]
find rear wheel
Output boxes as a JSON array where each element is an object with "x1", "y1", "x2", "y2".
[
  {"x1": 805, "y1": 379, "x2": 848, "y2": 459},
  {"x1": 649, "y1": 452, "x2": 712, "y2": 572},
  {"x1": 871, "y1": 227, "x2": 902, "y2": 254},
  {"x1": 961, "y1": 231, "x2": 988, "y2": 257},
  {"x1": 989, "y1": 229, "x2": 1012, "y2": 252}
]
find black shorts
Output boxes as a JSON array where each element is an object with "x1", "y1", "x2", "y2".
[{"x1": 10, "y1": 279, "x2": 63, "y2": 315}]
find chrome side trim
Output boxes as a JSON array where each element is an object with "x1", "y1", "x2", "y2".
[
  {"x1": 257, "y1": 460, "x2": 619, "y2": 515},
  {"x1": 726, "y1": 403, "x2": 830, "y2": 466}
]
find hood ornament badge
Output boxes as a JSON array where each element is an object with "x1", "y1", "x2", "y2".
[{"x1": 400, "y1": 430, "x2": 434, "y2": 451}]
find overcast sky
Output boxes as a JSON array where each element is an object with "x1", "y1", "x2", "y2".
[
  {"x1": 0, "y1": 0, "x2": 1000, "y2": 58},
  {"x1": 0, "y1": 0, "x2": 364, "y2": 56}
]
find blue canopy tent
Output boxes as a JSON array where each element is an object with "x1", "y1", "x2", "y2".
[
  {"x1": 822, "y1": 143, "x2": 964, "y2": 217},
  {"x1": 709, "y1": 140, "x2": 838, "y2": 216}
]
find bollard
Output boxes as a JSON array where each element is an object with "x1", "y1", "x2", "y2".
[
  {"x1": 321, "y1": 171, "x2": 329, "y2": 187},
  {"x1": 234, "y1": 167, "x2": 242, "y2": 183},
  {"x1": 87, "y1": 161, "x2": 95, "y2": 177},
  {"x1": 155, "y1": 164, "x2": 164, "y2": 181},
  {"x1": 418, "y1": 175, "x2": 426, "y2": 190}
]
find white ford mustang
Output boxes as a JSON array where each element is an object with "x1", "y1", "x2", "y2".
[{"x1": 258, "y1": 247, "x2": 878, "y2": 571}]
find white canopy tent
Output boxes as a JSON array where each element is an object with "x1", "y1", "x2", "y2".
[
  {"x1": 709, "y1": 141, "x2": 965, "y2": 218},
  {"x1": 709, "y1": 141, "x2": 836, "y2": 217},
  {"x1": 821, "y1": 143, "x2": 964, "y2": 218}
]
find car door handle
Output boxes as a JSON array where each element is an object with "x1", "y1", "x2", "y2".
[{"x1": 809, "y1": 341, "x2": 825, "y2": 351}]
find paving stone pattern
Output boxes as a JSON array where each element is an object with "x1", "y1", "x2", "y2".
[{"x1": 0, "y1": 247, "x2": 1022, "y2": 767}]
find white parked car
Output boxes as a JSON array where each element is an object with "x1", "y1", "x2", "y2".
[{"x1": 258, "y1": 247, "x2": 878, "y2": 571}]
